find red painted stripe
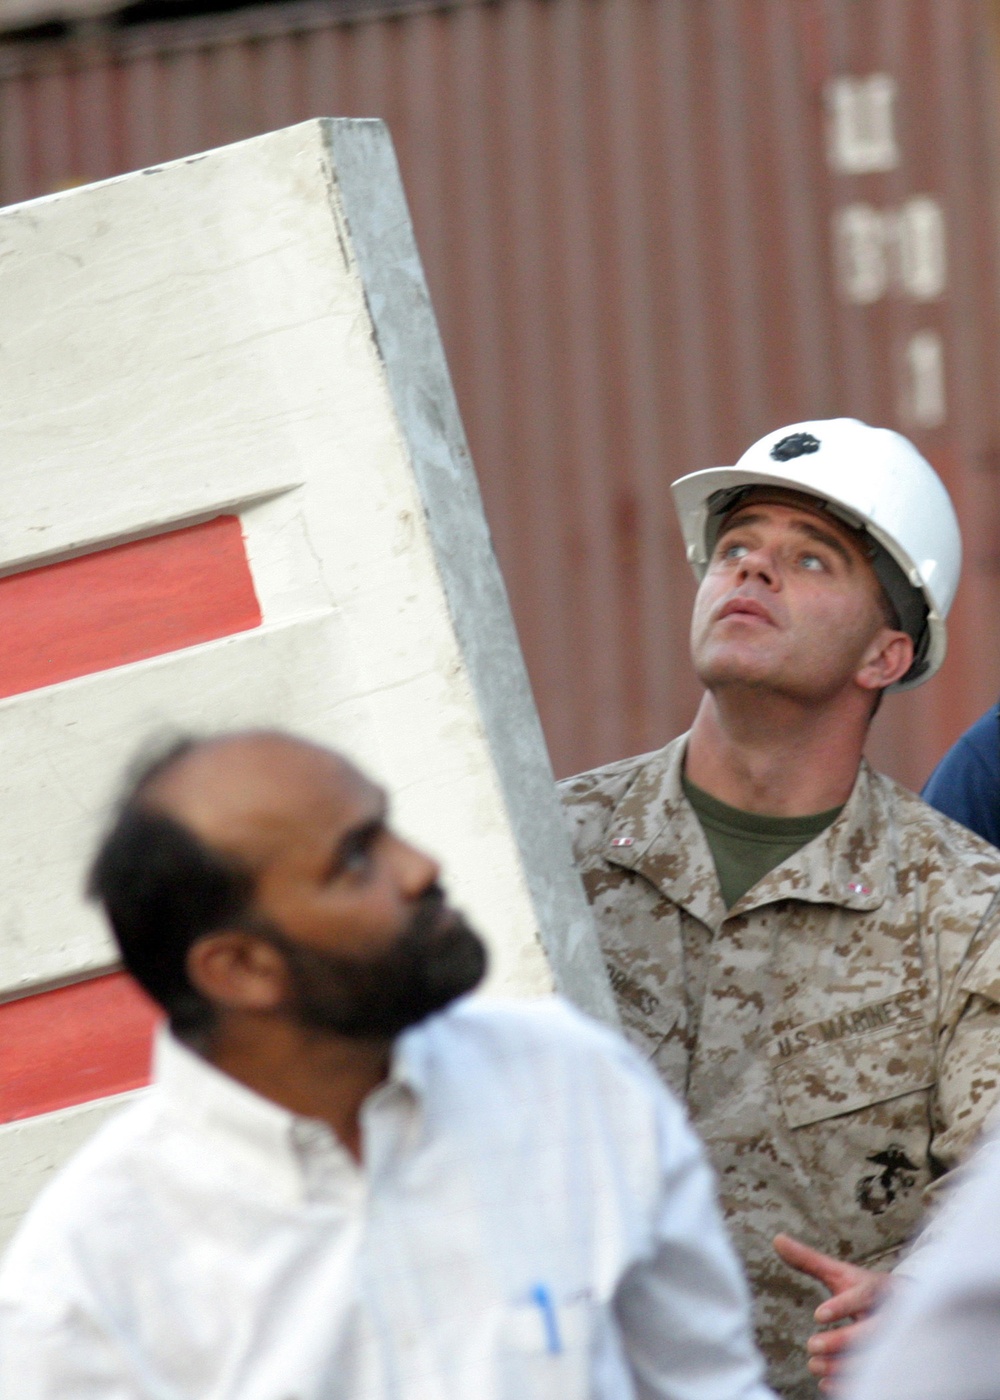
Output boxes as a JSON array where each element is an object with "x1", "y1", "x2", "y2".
[
  {"x1": 0, "y1": 515, "x2": 262, "y2": 699},
  {"x1": 0, "y1": 973, "x2": 161, "y2": 1124}
]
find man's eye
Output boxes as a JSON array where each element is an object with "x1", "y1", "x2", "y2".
[
  {"x1": 341, "y1": 844, "x2": 374, "y2": 875},
  {"x1": 800, "y1": 553, "x2": 825, "y2": 571},
  {"x1": 722, "y1": 542, "x2": 749, "y2": 560}
]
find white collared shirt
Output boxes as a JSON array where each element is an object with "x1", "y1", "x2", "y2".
[{"x1": 0, "y1": 996, "x2": 772, "y2": 1400}]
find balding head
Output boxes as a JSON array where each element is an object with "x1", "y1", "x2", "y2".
[
  {"x1": 89, "y1": 731, "x2": 486, "y2": 1042},
  {"x1": 136, "y1": 732, "x2": 372, "y2": 877}
]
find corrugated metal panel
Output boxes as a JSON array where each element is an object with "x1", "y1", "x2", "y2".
[{"x1": 2, "y1": 0, "x2": 1000, "y2": 790}]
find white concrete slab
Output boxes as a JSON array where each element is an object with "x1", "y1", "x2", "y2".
[
  {"x1": 0, "y1": 120, "x2": 612, "y2": 1017},
  {"x1": 0, "y1": 121, "x2": 615, "y2": 1228}
]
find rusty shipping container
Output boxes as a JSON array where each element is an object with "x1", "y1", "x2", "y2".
[{"x1": 2, "y1": 0, "x2": 1000, "y2": 791}]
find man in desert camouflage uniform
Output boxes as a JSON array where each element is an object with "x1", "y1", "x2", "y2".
[{"x1": 560, "y1": 419, "x2": 1000, "y2": 1399}]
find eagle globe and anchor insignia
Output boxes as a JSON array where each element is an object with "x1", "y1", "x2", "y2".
[{"x1": 856, "y1": 1145, "x2": 919, "y2": 1215}]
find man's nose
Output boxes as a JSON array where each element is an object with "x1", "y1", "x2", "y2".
[
  {"x1": 393, "y1": 834, "x2": 441, "y2": 898},
  {"x1": 736, "y1": 546, "x2": 777, "y2": 586}
]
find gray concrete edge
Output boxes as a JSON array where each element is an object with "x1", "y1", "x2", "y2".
[{"x1": 322, "y1": 117, "x2": 617, "y2": 1026}]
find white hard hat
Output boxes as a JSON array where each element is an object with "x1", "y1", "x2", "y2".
[{"x1": 671, "y1": 418, "x2": 962, "y2": 689}]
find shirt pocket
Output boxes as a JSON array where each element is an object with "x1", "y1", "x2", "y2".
[
  {"x1": 769, "y1": 1012, "x2": 937, "y2": 1252},
  {"x1": 496, "y1": 1292, "x2": 602, "y2": 1400}
]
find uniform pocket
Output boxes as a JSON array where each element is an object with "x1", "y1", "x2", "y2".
[
  {"x1": 769, "y1": 1007, "x2": 936, "y2": 1248},
  {"x1": 770, "y1": 995, "x2": 934, "y2": 1128}
]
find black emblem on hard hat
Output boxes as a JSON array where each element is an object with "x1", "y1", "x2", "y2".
[
  {"x1": 856, "y1": 1145, "x2": 919, "y2": 1216},
  {"x1": 770, "y1": 432, "x2": 821, "y2": 462}
]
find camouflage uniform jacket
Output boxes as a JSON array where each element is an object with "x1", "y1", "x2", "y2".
[{"x1": 560, "y1": 734, "x2": 1000, "y2": 1400}]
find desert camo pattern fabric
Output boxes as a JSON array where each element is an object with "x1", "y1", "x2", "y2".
[{"x1": 559, "y1": 735, "x2": 1000, "y2": 1400}]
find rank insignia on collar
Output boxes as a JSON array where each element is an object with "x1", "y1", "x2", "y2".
[{"x1": 610, "y1": 837, "x2": 635, "y2": 848}]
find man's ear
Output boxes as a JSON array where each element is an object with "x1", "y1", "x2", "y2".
[
  {"x1": 186, "y1": 932, "x2": 288, "y2": 1013},
  {"x1": 855, "y1": 627, "x2": 914, "y2": 694}
]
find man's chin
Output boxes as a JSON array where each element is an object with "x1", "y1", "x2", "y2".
[
  {"x1": 696, "y1": 661, "x2": 854, "y2": 708},
  {"x1": 423, "y1": 924, "x2": 489, "y2": 1004},
  {"x1": 355, "y1": 930, "x2": 488, "y2": 1038},
  {"x1": 275, "y1": 908, "x2": 488, "y2": 1040},
  {"x1": 695, "y1": 656, "x2": 784, "y2": 691}
]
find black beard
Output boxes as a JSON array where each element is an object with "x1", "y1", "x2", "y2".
[{"x1": 262, "y1": 887, "x2": 487, "y2": 1038}]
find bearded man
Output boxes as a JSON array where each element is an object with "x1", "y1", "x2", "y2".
[
  {"x1": 0, "y1": 730, "x2": 772, "y2": 1400},
  {"x1": 560, "y1": 420, "x2": 1000, "y2": 1396}
]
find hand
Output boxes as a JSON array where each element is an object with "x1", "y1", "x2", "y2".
[{"x1": 773, "y1": 1233, "x2": 891, "y2": 1394}]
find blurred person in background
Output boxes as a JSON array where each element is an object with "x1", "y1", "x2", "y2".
[
  {"x1": 922, "y1": 699, "x2": 1000, "y2": 848},
  {"x1": 0, "y1": 730, "x2": 774, "y2": 1400},
  {"x1": 561, "y1": 420, "x2": 1000, "y2": 1398},
  {"x1": 842, "y1": 1122, "x2": 1000, "y2": 1400}
]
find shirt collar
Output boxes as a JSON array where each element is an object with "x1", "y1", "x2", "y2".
[
  {"x1": 153, "y1": 1024, "x2": 428, "y2": 1202},
  {"x1": 155, "y1": 1029, "x2": 300, "y2": 1154},
  {"x1": 603, "y1": 735, "x2": 889, "y2": 928},
  {"x1": 390, "y1": 1018, "x2": 433, "y2": 1097}
]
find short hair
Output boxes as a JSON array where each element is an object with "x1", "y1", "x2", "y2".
[{"x1": 87, "y1": 737, "x2": 255, "y2": 1036}]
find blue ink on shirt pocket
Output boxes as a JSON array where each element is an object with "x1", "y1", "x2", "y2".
[{"x1": 529, "y1": 1284, "x2": 562, "y2": 1355}]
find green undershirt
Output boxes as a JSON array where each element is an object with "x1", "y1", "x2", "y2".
[{"x1": 682, "y1": 776, "x2": 844, "y2": 910}]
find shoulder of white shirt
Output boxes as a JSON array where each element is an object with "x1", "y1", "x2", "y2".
[{"x1": 0, "y1": 994, "x2": 677, "y2": 1288}]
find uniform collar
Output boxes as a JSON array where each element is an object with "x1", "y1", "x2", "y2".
[
  {"x1": 603, "y1": 735, "x2": 889, "y2": 929},
  {"x1": 603, "y1": 736, "x2": 726, "y2": 930}
]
